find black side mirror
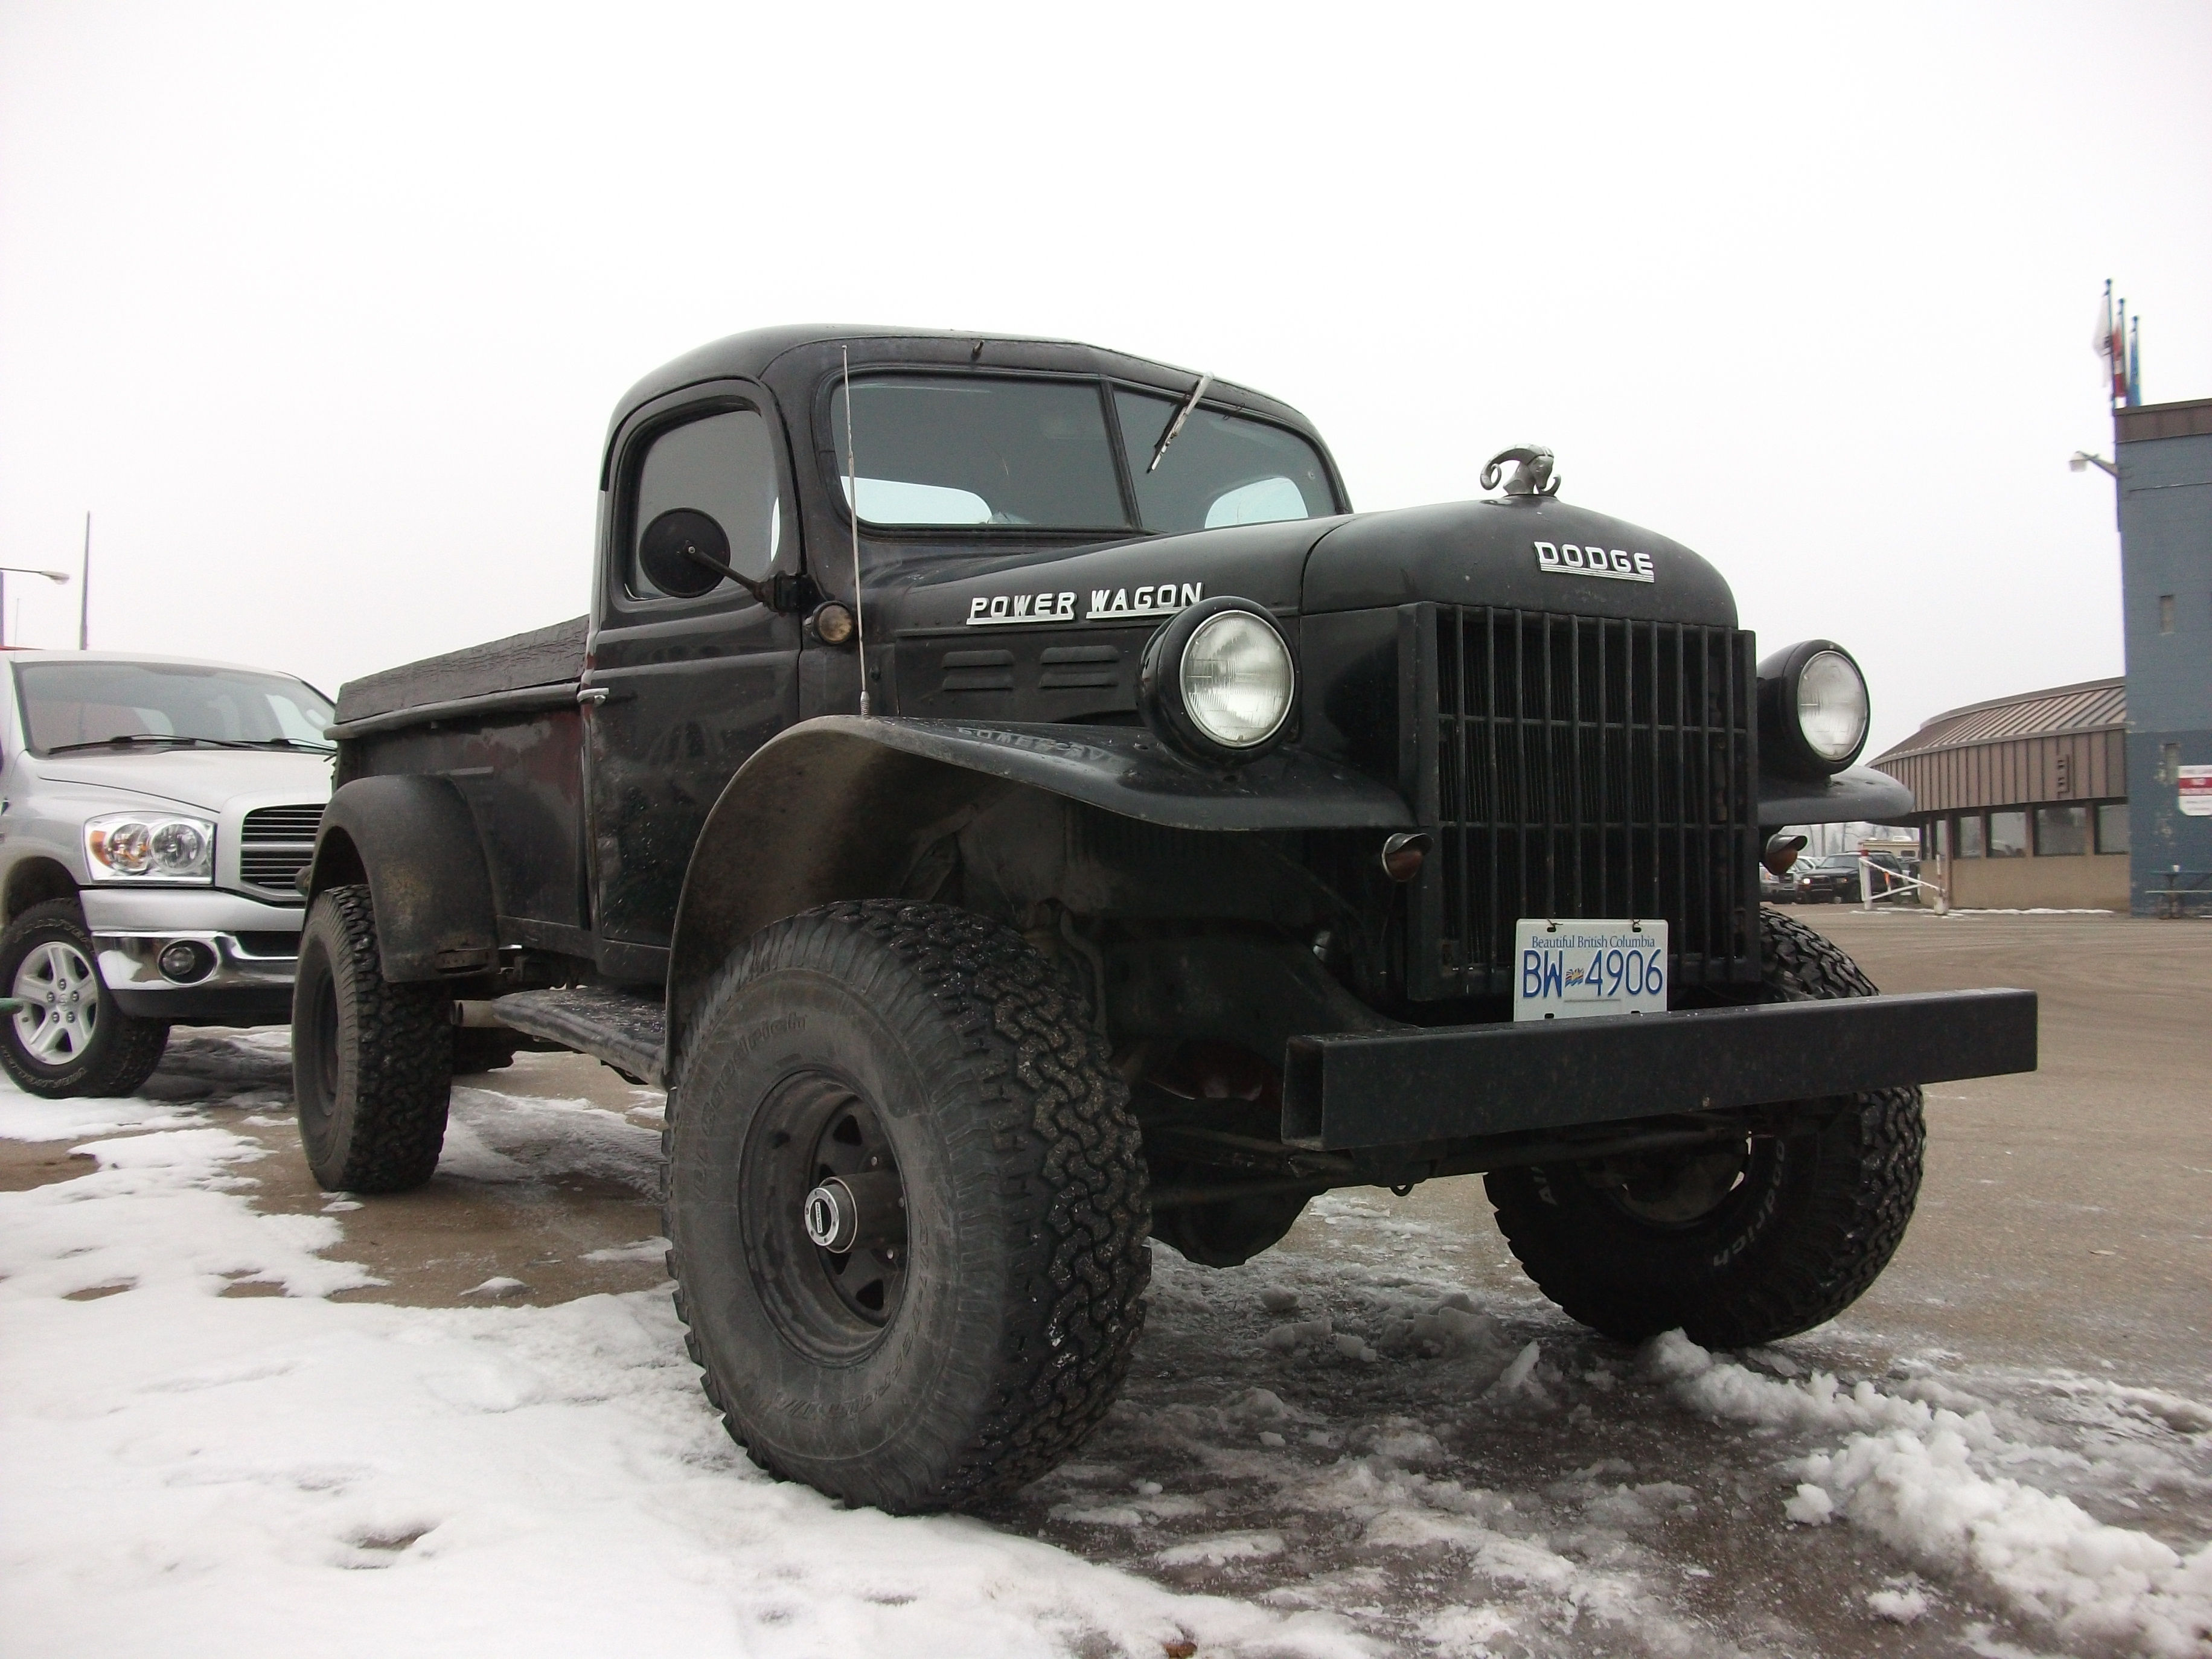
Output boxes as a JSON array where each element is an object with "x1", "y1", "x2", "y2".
[{"x1": 638, "y1": 508, "x2": 734, "y2": 599}]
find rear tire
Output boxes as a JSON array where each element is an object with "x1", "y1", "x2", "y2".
[
  {"x1": 665, "y1": 900, "x2": 1149, "y2": 1513},
  {"x1": 1485, "y1": 907, "x2": 1924, "y2": 1349},
  {"x1": 0, "y1": 898, "x2": 168, "y2": 1099},
  {"x1": 291, "y1": 884, "x2": 453, "y2": 1192}
]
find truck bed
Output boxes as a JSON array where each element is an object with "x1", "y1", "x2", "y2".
[{"x1": 333, "y1": 616, "x2": 587, "y2": 727}]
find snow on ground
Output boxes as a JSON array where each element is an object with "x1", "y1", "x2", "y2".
[{"x1": 3, "y1": 1032, "x2": 2209, "y2": 1658}]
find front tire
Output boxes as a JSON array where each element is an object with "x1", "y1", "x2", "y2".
[
  {"x1": 665, "y1": 900, "x2": 1150, "y2": 1514},
  {"x1": 291, "y1": 884, "x2": 453, "y2": 1192},
  {"x1": 1485, "y1": 908, "x2": 1925, "y2": 1349},
  {"x1": 0, "y1": 898, "x2": 169, "y2": 1099}
]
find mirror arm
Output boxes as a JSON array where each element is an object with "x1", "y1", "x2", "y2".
[{"x1": 678, "y1": 545, "x2": 819, "y2": 613}]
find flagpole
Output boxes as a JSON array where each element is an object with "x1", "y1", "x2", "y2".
[{"x1": 78, "y1": 513, "x2": 91, "y2": 650}]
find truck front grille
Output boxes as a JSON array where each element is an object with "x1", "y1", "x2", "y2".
[
  {"x1": 238, "y1": 804, "x2": 324, "y2": 895},
  {"x1": 1405, "y1": 606, "x2": 1759, "y2": 999}
]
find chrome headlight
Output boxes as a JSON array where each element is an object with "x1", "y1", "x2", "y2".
[
  {"x1": 1140, "y1": 597, "x2": 1297, "y2": 763},
  {"x1": 85, "y1": 812, "x2": 216, "y2": 883},
  {"x1": 1758, "y1": 640, "x2": 1869, "y2": 775}
]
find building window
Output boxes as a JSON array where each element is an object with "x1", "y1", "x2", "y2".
[
  {"x1": 2164, "y1": 742, "x2": 2183, "y2": 784},
  {"x1": 2097, "y1": 802, "x2": 2130, "y2": 854},
  {"x1": 2035, "y1": 804, "x2": 2088, "y2": 856},
  {"x1": 2158, "y1": 594, "x2": 2175, "y2": 633},
  {"x1": 1988, "y1": 810, "x2": 2028, "y2": 857},
  {"x1": 1954, "y1": 814, "x2": 1984, "y2": 858}
]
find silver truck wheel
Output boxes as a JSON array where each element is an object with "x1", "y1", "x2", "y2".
[
  {"x1": 664, "y1": 900, "x2": 1149, "y2": 1514},
  {"x1": 1485, "y1": 907, "x2": 1925, "y2": 1349},
  {"x1": 0, "y1": 899, "x2": 168, "y2": 1099},
  {"x1": 291, "y1": 884, "x2": 453, "y2": 1192}
]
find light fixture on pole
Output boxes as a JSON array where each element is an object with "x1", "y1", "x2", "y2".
[
  {"x1": 0, "y1": 565, "x2": 73, "y2": 650},
  {"x1": 2069, "y1": 451, "x2": 2116, "y2": 478}
]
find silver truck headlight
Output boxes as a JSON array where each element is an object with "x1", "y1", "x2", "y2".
[
  {"x1": 1140, "y1": 597, "x2": 1297, "y2": 763},
  {"x1": 1757, "y1": 640, "x2": 1869, "y2": 775},
  {"x1": 85, "y1": 812, "x2": 216, "y2": 883}
]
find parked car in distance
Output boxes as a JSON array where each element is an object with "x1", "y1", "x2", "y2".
[
  {"x1": 0, "y1": 653, "x2": 332, "y2": 1097},
  {"x1": 1759, "y1": 863, "x2": 1797, "y2": 904},
  {"x1": 1793, "y1": 853, "x2": 1862, "y2": 904}
]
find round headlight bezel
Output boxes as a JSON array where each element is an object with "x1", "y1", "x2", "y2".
[
  {"x1": 1139, "y1": 596, "x2": 1298, "y2": 765},
  {"x1": 1757, "y1": 639, "x2": 1870, "y2": 776}
]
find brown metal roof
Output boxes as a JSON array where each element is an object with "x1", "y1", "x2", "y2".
[
  {"x1": 1872, "y1": 677, "x2": 2126, "y2": 818},
  {"x1": 1875, "y1": 677, "x2": 2125, "y2": 763}
]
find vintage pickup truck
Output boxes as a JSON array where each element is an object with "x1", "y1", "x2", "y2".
[{"x1": 301, "y1": 325, "x2": 2036, "y2": 1514}]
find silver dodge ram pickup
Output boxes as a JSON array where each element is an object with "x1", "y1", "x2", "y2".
[{"x1": 0, "y1": 653, "x2": 332, "y2": 1097}]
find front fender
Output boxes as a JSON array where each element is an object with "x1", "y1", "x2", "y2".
[
  {"x1": 665, "y1": 716, "x2": 1410, "y2": 1053},
  {"x1": 1759, "y1": 764, "x2": 1913, "y2": 829}
]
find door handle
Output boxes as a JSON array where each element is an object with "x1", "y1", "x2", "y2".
[{"x1": 577, "y1": 686, "x2": 611, "y2": 707}]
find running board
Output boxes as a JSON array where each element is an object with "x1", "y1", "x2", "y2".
[{"x1": 489, "y1": 987, "x2": 666, "y2": 1085}]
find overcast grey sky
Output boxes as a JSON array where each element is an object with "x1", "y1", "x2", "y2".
[{"x1": 2, "y1": 1, "x2": 2206, "y2": 753}]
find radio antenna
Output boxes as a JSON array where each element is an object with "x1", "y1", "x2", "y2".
[{"x1": 842, "y1": 346, "x2": 868, "y2": 717}]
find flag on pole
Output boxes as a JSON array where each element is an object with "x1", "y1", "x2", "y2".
[
  {"x1": 2095, "y1": 280, "x2": 2114, "y2": 363},
  {"x1": 2094, "y1": 280, "x2": 2130, "y2": 408},
  {"x1": 2127, "y1": 315, "x2": 2141, "y2": 407}
]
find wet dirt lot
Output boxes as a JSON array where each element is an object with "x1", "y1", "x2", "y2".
[{"x1": 4, "y1": 909, "x2": 2207, "y2": 1657}]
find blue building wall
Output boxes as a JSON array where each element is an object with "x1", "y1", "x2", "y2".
[{"x1": 2115, "y1": 398, "x2": 2212, "y2": 910}]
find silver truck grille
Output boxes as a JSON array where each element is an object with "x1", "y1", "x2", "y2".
[
  {"x1": 1405, "y1": 606, "x2": 1760, "y2": 1000},
  {"x1": 238, "y1": 804, "x2": 324, "y2": 895}
]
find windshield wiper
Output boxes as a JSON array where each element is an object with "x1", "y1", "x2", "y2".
[
  {"x1": 45, "y1": 735, "x2": 222, "y2": 755},
  {"x1": 1146, "y1": 372, "x2": 1212, "y2": 474},
  {"x1": 43, "y1": 734, "x2": 333, "y2": 755}
]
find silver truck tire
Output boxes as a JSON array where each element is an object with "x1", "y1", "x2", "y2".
[
  {"x1": 0, "y1": 898, "x2": 169, "y2": 1099},
  {"x1": 291, "y1": 884, "x2": 453, "y2": 1192},
  {"x1": 663, "y1": 900, "x2": 1149, "y2": 1514}
]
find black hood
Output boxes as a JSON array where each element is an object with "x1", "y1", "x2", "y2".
[{"x1": 875, "y1": 496, "x2": 1732, "y2": 636}]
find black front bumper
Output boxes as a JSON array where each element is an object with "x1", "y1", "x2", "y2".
[{"x1": 1282, "y1": 988, "x2": 2036, "y2": 1151}]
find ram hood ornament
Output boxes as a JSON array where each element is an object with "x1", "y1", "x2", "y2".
[{"x1": 1480, "y1": 444, "x2": 1560, "y2": 498}]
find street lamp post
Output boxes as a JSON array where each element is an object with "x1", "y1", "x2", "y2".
[{"x1": 0, "y1": 566, "x2": 74, "y2": 649}]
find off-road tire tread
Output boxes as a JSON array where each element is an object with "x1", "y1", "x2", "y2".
[
  {"x1": 299, "y1": 884, "x2": 453, "y2": 1193},
  {"x1": 661, "y1": 900, "x2": 1149, "y2": 1510},
  {"x1": 1488, "y1": 906, "x2": 1924, "y2": 1349},
  {"x1": 0, "y1": 898, "x2": 170, "y2": 1098}
]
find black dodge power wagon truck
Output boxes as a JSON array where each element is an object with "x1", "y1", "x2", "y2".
[{"x1": 298, "y1": 326, "x2": 2036, "y2": 1513}]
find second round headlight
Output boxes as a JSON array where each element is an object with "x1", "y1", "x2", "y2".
[
  {"x1": 1181, "y1": 610, "x2": 1295, "y2": 749},
  {"x1": 1795, "y1": 648, "x2": 1869, "y2": 764},
  {"x1": 1140, "y1": 596, "x2": 1297, "y2": 763}
]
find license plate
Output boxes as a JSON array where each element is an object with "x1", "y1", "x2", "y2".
[{"x1": 1512, "y1": 919, "x2": 1669, "y2": 1022}]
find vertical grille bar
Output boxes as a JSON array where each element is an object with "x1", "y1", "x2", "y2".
[{"x1": 1417, "y1": 605, "x2": 1757, "y2": 999}]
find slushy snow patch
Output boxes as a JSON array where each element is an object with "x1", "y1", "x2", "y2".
[
  {"x1": 0, "y1": 1115, "x2": 1373, "y2": 1659},
  {"x1": 1650, "y1": 1330, "x2": 2212, "y2": 1656}
]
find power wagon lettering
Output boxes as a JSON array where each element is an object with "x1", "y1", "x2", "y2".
[
  {"x1": 963, "y1": 581, "x2": 1206, "y2": 625},
  {"x1": 1535, "y1": 540, "x2": 1654, "y2": 583}
]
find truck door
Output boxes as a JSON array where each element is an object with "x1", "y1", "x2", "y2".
[{"x1": 584, "y1": 385, "x2": 801, "y2": 974}]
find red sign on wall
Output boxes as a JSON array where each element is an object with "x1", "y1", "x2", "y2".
[{"x1": 2180, "y1": 766, "x2": 2212, "y2": 818}]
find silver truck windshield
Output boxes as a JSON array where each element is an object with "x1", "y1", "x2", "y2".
[
  {"x1": 14, "y1": 662, "x2": 335, "y2": 755},
  {"x1": 831, "y1": 375, "x2": 1337, "y2": 534}
]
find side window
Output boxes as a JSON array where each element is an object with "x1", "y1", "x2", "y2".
[{"x1": 628, "y1": 408, "x2": 781, "y2": 601}]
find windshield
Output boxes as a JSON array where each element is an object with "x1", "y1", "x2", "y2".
[
  {"x1": 831, "y1": 374, "x2": 1337, "y2": 534},
  {"x1": 14, "y1": 662, "x2": 334, "y2": 755}
]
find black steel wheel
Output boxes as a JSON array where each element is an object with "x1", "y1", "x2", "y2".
[
  {"x1": 665, "y1": 900, "x2": 1149, "y2": 1514},
  {"x1": 292, "y1": 884, "x2": 453, "y2": 1192},
  {"x1": 0, "y1": 898, "x2": 168, "y2": 1099},
  {"x1": 1485, "y1": 907, "x2": 1925, "y2": 1349}
]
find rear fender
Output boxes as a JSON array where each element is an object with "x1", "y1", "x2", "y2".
[
  {"x1": 306, "y1": 776, "x2": 498, "y2": 980},
  {"x1": 665, "y1": 716, "x2": 1411, "y2": 1059}
]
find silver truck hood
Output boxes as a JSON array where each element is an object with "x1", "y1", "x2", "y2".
[{"x1": 30, "y1": 750, "x2": 333, "y2": 814}]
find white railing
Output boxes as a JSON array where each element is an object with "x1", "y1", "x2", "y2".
[{"x1": 1858, "y1": 855, "x2": 1947, "y2": 915}]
